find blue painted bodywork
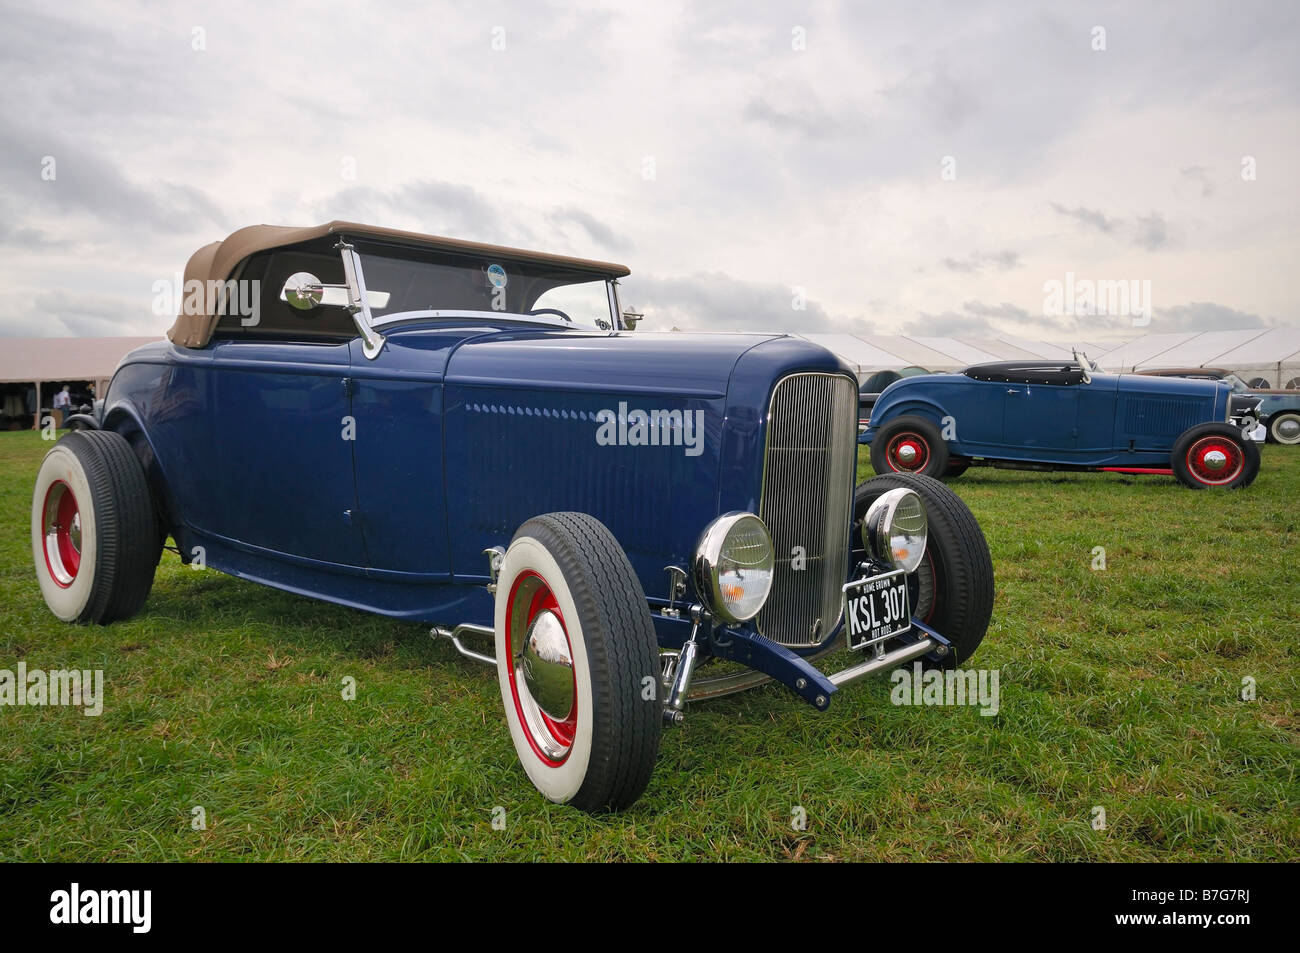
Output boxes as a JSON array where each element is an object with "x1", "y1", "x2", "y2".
[
  {"x1": 861, "y1": 369, "x2": 1234, "y2": 468},
  {"x1": 101, "y1": 323, "x2": 855, "y2": 651}
]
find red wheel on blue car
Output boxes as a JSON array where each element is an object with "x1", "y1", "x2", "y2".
[
  {"x1": 494, "y1": 512, "x2": 661, "y2": 811},
  {"x1": 870, "y1": 415, "x2": 950, "y2": 478},
  {"x1": 31, "y1": 431, "x2": 161, "y2": 623},
  {"x1": 1171, "y1": 423, "x2": 1259, "y2": 489}
]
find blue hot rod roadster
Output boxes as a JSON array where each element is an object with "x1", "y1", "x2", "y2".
[
  {"x1": 862, "y1": 358, "x2": 1262, "y2": 489},
  {"x1": 32, "y1": 222, "x2": 993, "y2": 811}
]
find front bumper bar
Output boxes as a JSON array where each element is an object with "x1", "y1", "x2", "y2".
[{"x1": 705, "y1": 618, "x2": 951, "y2": 711}]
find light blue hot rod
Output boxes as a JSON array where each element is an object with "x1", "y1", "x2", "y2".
[
  {"x1": 32, "y1": 222, "x2": 994, "y2": 811},
  {"x1": 862, "y1": 358, "x2": 1262, "y2": 489}
]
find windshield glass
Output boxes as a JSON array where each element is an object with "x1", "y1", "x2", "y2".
[{"x1": 355, "y1": 242, "x2": 615, "y2": 329}]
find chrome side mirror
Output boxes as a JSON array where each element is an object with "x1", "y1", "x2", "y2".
[
  {"x1": 283, "y1": 272, "x2": 325, "y2": 310},
  {"x1": 280, "y1": 272, "x2": 390, "y2": 311},
  {"x1": 621, "y1": 305, "x2": 644, "y2": 330}
]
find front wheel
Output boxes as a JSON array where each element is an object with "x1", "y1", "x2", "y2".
[
  {"x1": 494, "y1": 512, "x2": 661, "y2": 812},
  {"x1": 870, "y1": 415, "x2": 950, "y2": 478},
  {"x1": 853, "y1": 472, "x2": 993, "y2": 666},
  {"x1": 1171, "y1": 423, "x2": 1260, "y2": 489}
]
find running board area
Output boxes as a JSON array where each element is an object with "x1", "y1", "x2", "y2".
[{"x1": 431, "y1": 624, "x2": 496, "y2": 665}]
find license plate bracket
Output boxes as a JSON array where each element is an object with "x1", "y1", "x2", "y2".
[{"x1": 843, "y1": 569, "x2": 911, "y2": 652}]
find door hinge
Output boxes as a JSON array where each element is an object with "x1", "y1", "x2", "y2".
[
  {"x1": 341, "y1": 377, "x2": 353, "y2": 398},
  {"x1": 343, "y1": 508, "x2": 356, "y2": 527}
]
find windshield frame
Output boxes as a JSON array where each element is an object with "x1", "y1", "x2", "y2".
[{"x1": 353, "y1": 239, "x2": 622, "y2": 331}]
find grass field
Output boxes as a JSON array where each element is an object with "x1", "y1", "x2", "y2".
[{"x1": 1, "y1": 428, "x2": 1296, "y2": 861}]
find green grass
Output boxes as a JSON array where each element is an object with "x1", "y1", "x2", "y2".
[{"x1": 1, "y1": 428, "x2": 1296, "y2": 861}]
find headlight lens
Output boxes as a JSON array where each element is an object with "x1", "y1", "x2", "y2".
[
  {"x1": 692, "y1": 513, "x2": 775, "y2": 624},
  {"x1": 862, "y1": 488, "x2": 928, "y2": 573}
]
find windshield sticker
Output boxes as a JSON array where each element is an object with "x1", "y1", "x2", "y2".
[{"x1": 486, "y1": 264, "x2": 507, "y2": 289}]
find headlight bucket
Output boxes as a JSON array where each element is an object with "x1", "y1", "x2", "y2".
[
  {"x1": 862, "y1": 488, "x2": 928, "y2": 573},
  {"x1": 692, "y1": 512, "x2": 775, "y2": 624}
]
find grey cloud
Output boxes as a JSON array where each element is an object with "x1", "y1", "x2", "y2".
[
  {"x1": 941, "y1": 251, "x2": 1020, "y2": 273},
  {"x1": 0, "y1": 128, "x2": 227, "y2": 237},
  {"x1": 962, "y1": 300, "x2": 1034, "y2": 322},
  {"x1": 1051, "y1": 203, "x2": 1120, "y2": 234},
  {"x1": 622, "y1": 272, "x2": 840, "y2": 333},
  {"x1": 547, "y1": 208, "x2": 630, "y2": 252},
  {"x1": 314, "y1": 181, "x2": 525, "y2": 245},
  {"x1": 742, "y1": 96, "x2": 839, "y2": 138},
  {"x1": 1133, "y1": 212, "x2": 1171, "y2": 251},
  {"x1": 1152, "y1": 302, "x2": 1274, "y2": 332},
  {"x1": 904, "y1": 310, "x2": 996, "y2": 337},
  {"x1": 5, "y1": 290, "x2": 152, "y2": 338},
  {"x1": 880, "y1": 61, "x2": 980, "y2": 129},
  {"x1": 1180, "y1": 165, "x2": 1215, "y2": 197}
]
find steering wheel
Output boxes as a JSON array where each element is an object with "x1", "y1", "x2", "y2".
[{"x1": 527, "y1": 308, "x2": 573, "y2": 323}]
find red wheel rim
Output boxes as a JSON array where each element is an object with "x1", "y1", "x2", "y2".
[
  {"x1": 886, "y1": 432, "x2": 929, "y2": 472},
  {"x1": 41, "y1": 480, "x2": 81, "y2": 588},
  {"x1": 505, "y1": 570, "x2": 578, "y2": 766},
  {"x1": 1185, "y1": 436, "x2": 1244, "y2": 485}
]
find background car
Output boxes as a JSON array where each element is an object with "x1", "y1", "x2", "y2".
[
  {"x1": 30, "y1": 221, "x2": 995, "y2": 813},
  {"x1": 862, "y1": 358, "x2": 1262, "y2": 489},
  {"x1": 1136, "y1": 367, "x2": 1300, "y2": 445},
  {"x1": 859, "y1": 366, "x2": 930, "y2": 432}
]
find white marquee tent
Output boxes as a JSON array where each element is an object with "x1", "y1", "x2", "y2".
[{"x1": 792, "y1": 328, "x2": 1300, "y2": 389}]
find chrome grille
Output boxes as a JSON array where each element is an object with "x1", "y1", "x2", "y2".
[{"x1": 754, "y1": 372, "x2": 858, "y2": 647}]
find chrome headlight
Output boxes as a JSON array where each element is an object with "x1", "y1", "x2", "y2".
[
  {"x1": 692, "y1": 513, "x2": 775, "y2": 624},
  {"x1": 862, "y1": 488, "x2": 928, "y2": 573}
]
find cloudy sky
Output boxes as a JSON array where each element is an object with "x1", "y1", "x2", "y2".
[{"x1": 1, "y1": 0, "x2": 1296, "y2": 343}]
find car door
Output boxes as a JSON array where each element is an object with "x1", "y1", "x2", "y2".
[
  {"x1": 1002, "y1": 381, "x2": 1081, "y2": 453},
  {"x1": 938, "y1": 376, "x2": 1004, "y2": 448},
  {"x1": 346, "y1": 327, "x2": 495, "y2": 579},
  {"x1": 204, "y1": 339, "x2": 367, "y2": 567}
]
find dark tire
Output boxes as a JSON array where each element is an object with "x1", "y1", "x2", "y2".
[
  {"x1": 944, "y1": 459, "x2": 970, "y2": 479},
  {"x1": 1171, "y1": 423, "x2": 1260, "y2": 489},
  {"x1": 494, "y1": 512, "x2": 661, "y2": 812},
  {"x1": 852, "y1": 473, "x2": 993, "y2": 666},
  {"x1": 31, "y1": 430, "x2": 161, "y2": 624},
  {"x1": 870, "y1": 415, "x2": 949, "y2": 478},
  {"x1": 1267, "y1": 411, "x2": 1300, "y2": 445}
]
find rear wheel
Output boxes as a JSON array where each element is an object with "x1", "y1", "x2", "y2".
[
  {"x1": 870, "y1": 415, "x2": 949, "y2": 478},
  {"x1": 1267, "y1": 412, "x2": 1300, "y2": 445},
  {"x1": 31, "y1": 431, "x2": 161, "y2": 623},
  {"x1": 1171, "y1": 423, "x2": 1260, "y2": 489},
  {"x1": 852, "y1": 473, "x2": 993, "y2": 666},
  {"x1": 494, "y1": 512, "x2": 661, "y2": 812}
]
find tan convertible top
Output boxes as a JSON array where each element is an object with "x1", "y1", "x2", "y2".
[{"x1": 166, "y1": 221, "x2": 632, "y2": 348}]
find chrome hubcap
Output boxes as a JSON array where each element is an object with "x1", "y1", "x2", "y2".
[
  {"x1": 517, "y1": 609, "x2": 575, "y2": 724},
  {"x1": 897, "y1": 443, "x2": 917, "y2": 464},
  {"x1": 42, "y1": 481, "x2": 82, "y2": 587},
  {"x1": 1202, "y1": 449, "x2": 1227, "y2": 471}
]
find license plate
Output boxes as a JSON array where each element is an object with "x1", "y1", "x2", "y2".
[{"x1": 843, "y1": 569, "x2": 911, "y2": 651}]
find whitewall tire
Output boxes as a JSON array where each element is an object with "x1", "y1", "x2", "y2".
[
  {"x1": 494, "y1": 512, "x2": 661, "y2": 812},
  {"x1": 31, "y1": 431, "x2": 161, "y2": 624}
]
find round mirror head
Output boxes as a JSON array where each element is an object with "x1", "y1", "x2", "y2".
[{"x1": 283, "y1": 272, "x2": 323, "y2": 311}]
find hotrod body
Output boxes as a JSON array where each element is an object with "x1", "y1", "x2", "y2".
[
  {"x1": 103, "y1": 329, "x2": 842, "y2": 640},
  {"x1": 861, "y1": 360, "x2": 1261, "y2": 488},
  {"x1": 32, "y1": 222, "x2": 994, "y2": 810}
]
